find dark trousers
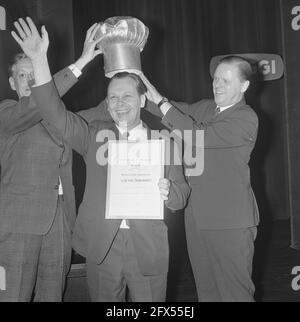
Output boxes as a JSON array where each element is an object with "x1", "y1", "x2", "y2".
[
  {"x1": 185, "y1": 213, "x2": 257, "y2": 302},
  {"x1": 86, "y1": 229, "x2": 167, "y2": 302},
  {"x1": 0, "y1": 196, "x2": 72, "y2": 302}
]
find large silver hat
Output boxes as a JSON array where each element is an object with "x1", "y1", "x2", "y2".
[{"x1": 95, "y1": 16, "x2": 149, "y2": 78}]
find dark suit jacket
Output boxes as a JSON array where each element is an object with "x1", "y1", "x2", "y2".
[
  {"x1": 31, "y1": 80, "x2": 191, "y2": 275},
  {"x1": 0, "y1": 68, "x2": 79, "y2": 234},
  {"x1": 144, "y1": 98, "x2": 259, "y2": 230}
]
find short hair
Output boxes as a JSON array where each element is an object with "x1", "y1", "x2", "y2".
[
  {"x1": 109, "y1": 72, "x2": 147, "y2": 95},
  {"x1": 218, "y1": 55, "x2": 253, "y2": 81},
  {"x1": 8, "y1": 52, "x2": 28, "y2": 77}
]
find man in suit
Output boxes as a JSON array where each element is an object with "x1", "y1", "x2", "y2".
[
  {"x1": 12, "y1": 18, "x2": 191, "y2": 302},
  {"x1": 138, "y1": 56, "x2": 260, "y2": 302},
  {"x1": 0, "y1": 19, "x2": 103, "y2": 302}
]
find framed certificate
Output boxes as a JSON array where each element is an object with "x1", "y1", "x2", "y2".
[{"x1": 105, "y1": 139, "x2": 165, "y2": 220}]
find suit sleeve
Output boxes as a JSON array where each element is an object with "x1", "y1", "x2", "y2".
[
  {"x1": 165, "y1": 140, "x2": 191, "y2": 211},
  {"x1": 0, "y1": 67, "x2": 78, "y2": 135},
  {"x1": 0, "y1": 98, "x2": 41, "y2": 135},
  {"x1": 145, "y1": 100, "x2": 191, "y2": 118},
  {"x1": 53, "y1": 67, "x2": 79, "y2": 97},
  {"x1": 77, "y1": 99, "x2": 112, "y2": 123},
  {"x1": 31, "y1": 80, "x2": 90, "y2": 156},
  {"x1": 161, "y1": 103, "x2": 258, "y2": 148}
]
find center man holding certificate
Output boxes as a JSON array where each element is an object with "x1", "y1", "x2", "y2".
[{"x1": 11, "y1": 17, "x2": 191, "y2": 302}]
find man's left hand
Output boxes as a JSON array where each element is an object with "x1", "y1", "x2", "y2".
[
  {"x1": 75, "y1": 23, "x2": 102, "y2": 71},
  {"x1": 159, "y1": 178, "x2": 171, "y2": 201},
  {"x1": 138, "y1": 72, "x2": 164, "y2": 105}
]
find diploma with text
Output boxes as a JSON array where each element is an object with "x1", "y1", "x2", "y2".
[{"x1": 105, "y1": 140, "x2": 165, "y2": 220}]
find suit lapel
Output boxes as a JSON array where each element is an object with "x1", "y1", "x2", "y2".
[
  {"x1": 110, "y1": 123, "x2": 121, "y2": 140},
  {"x1": 207, "y1": 101, "x2": 218, "y2": 121}
]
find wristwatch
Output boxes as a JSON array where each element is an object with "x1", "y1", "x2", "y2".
[{"x1": 157, "y1": 97, "x2": 169, "y2": 108}]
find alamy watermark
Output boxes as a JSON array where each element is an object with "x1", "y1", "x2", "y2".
[
  {"x1": 0, "y1": 6, "x2": 6, "y2": 30},
  {"x1": 291, "y1": 266, "x2": 300, "y2": 291},
  {"x1": 0, "y1": 266, "x2": 6, "y2": 291},
  {"x1": 95, "y1": 129, "x2": 204, "y2": 177}
]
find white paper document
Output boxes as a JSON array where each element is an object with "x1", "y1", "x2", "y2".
[{"x1": 105, "y1": 140, "x2": 165, "y2": 220}]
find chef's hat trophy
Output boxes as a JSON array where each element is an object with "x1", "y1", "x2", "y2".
[{"x1": 95, "y1": 16, "x2": 149, "y2": 78}]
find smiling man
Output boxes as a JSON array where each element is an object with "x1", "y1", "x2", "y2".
[
  {"x1": 212, "y1": 58, "x2": 251, "y2": 109},
  {"x1": 107, "y1": 73, "x2": 146, "y2": 130},
  {"x1": 139, "y1": 56, "x2": 260, "y2": 302}
]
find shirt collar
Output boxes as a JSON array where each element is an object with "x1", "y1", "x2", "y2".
[
  {"x1": 116, "y1": 121, "x2": 147, "y2": 141},
  {"x1": 217, "y1": 103, "x2": 235, "y2": 113}
]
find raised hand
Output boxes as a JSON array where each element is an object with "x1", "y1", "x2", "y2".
[
  {"x1": 75, "y1": 23, "x2": 103, "y2": 71},
  {"x1": 138, "y1": 72, "x2": 163, "y2": 105},
  {"x1": 11, "y1": 17, "x2": 49, "y2": 61}
]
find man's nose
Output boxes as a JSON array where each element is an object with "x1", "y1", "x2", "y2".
[{"x1": 116, "y1": 98, "x2": 125, "y2": 107}]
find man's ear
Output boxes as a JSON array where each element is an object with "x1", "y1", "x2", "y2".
[
  {"x1": 140, "y1": 94, "x2": 146, "y2": 108},
  {"x1": 9, "y1": 77, "x2": 16, "y2": 91},
  {"x1": 241, "y1": 80, "x2": 250, "y2": 93}
]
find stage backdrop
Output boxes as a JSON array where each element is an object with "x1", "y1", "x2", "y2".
[{"x1": 281, "y1": 0, "x2": 300, "y2": 249}]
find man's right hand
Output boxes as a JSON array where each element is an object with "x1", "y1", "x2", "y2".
[{"x1": 11, "y1": 17, "x2": 49, "y2": 62}]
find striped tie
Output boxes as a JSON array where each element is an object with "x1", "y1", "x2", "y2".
[{"x1": 215, "y1": 107, "x2": 221, "y2": 115}]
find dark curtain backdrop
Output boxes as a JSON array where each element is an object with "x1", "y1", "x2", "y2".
[
  {"x1": 281, "y1": 0, "x2": 300, "y2": 249},
  {"x1": 0, "y1": 0, "x2": 74, "y2": 100},
  {"x1": 72, "y1": 0, "x2": 288, "y2": 224}
]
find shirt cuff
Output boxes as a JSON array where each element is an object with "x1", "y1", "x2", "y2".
[
  {"x1": 160, "y1": 101, "x2": 172, "y2": 115},
  {"x1": 68, "y1": 64, "x2": 82, "y2": 78}
]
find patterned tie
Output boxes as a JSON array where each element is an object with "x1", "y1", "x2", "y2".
[
  {"x1": 120, "y1": 131, "x2": 129, "y2": 140},
  {"x1": 215, "y1": 107, "x2": 221, "y2": 115}
]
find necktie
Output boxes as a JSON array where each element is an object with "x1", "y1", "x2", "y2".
[
  {"x1": 120, "y1": 132, "x2": 129, "y2": 140},
  {"x1": 215, "y1": 107, "x2": 221, "y2": 115}
]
